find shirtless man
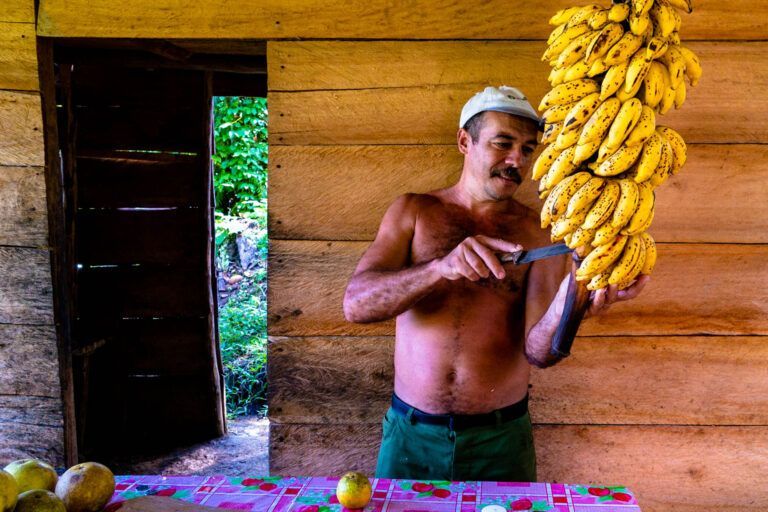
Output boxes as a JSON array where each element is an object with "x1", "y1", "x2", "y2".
[{"x1": 343, "y1": 86, "x2": 648, "y2": 482}]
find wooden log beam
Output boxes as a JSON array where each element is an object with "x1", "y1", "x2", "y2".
[
  {"x1": 0, "y1": 90, "x2": 44, "y2": 166},
  {"x1": 268, "y1": 241, "x2": 768, "y2": 337},
  {"x1": 0, "y1": 22, "x2": 37, "y2": 91},
  {"x1": 37, "y1": 0, "x2": 766, "y2": 40},
  {"x1": 0, "y1": 247, "x2": 53, "y2": 324},
  {"x1": 269, "y1": 144, "x2": 768, "y2": 244},
  {"x1": 0, "y1": 395, "x2": 65, "y2": 467},
  {"x1": 0, "y1": 166, "x2": 48, "y2": 247},
  {"x1": 270, "y1": 423, "x2": 768, "y2": 511},
  {"x1": 0, "y1": 324, "x2": 60, "y2": 397},
  {"x1": 0, "y1": 0, "x2": 35, "y2": 23}
]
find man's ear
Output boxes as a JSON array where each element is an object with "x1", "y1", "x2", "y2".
[{"x1": 457, "y1": 128, "x2": 471, "y2": 155}]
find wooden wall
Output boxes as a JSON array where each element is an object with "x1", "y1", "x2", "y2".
[
  {"x1": 19, "y1": 1, "x2": 768, "y2": 510},
  {"x1": 0, "y1": 0, "x2": 65, "y2": 466}
]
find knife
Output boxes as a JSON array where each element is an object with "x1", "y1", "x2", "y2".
[{"x1": 499, "y1": 243, "x2": 573, "y2": 265}]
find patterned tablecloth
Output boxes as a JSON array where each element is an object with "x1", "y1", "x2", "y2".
[{"x1": 107, "y1": 475, "x2": 642, "y2": 512}]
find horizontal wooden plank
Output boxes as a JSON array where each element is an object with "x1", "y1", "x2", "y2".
[
  {"x1": 0, "y1": 324, "x2": 60, "y2": 397},
  {"x1": 0, "y1": 0, "x2": 34, "y2": 23},
  {"x1": 76, "y1": 208, "x2": 206, "y2": 266},
  {"x1": 76, "y1": 153, "x2": 205, "y2": 208},
  {"x1": 270, "y1": 42, "x2": 765, "y2": 145},
  {"x1": 268, "y1": 335, "x2": 768, "y2": 426},
  {"x1": 270, "y1": 423, "x2": 768, "y2": 511},
  {"x1": 0, "y1": 166, "x2": 48, "y2": 247},
  {"x1": 0, "y1": 395, "x2": 64, "y2": 467},
  {"x1": 37, "y1": 0, "x2": 765, "y2": 40},
  {"x1": 268, "y1": 241, "x2": 768, "y2": 337},
  {"x1": 76, "y1": 265, "x2": 209, "y2": 319},
  {"x1": 269, "y1": 144, "x2": 768, "y2": 244},
  {"x1": 0, "y1": 22, "x2": 37, "y2": 91},
  {"x1": 0, "y1": 246, "x2": 53, "y2": 324},
  {"x1": 0, "y1": 90, "x2": 44, "y2": 166}
]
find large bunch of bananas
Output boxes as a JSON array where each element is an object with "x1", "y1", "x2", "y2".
[{"x1": 533, "y1": 0, "x2": 701, "y2": 290}]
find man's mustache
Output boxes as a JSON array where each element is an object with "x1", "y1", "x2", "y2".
[{"x1": 491, "y1": 166, "x2": 522, "y2": 184}]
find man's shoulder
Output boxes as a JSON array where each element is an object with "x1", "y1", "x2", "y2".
[{"x1": 388, "y1": 191, "x2": 445, "y2": 216}]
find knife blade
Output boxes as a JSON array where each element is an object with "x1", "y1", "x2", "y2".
[{"x1": 499, "y1": 243, "x2": 573, "y2": 265}]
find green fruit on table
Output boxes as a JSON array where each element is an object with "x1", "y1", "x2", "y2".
[
  {"x1": 0, "y1": 470, "x2": 18, "y2": 512},
  {"x1": 55, "y1": 462, "x2": 115, "y2": 512},
  {"x1": 3, "y1": 459, "x2": 58, "y2": 493},
  {"x1": 14, "y1": 489, "x2": 67, "y2": 512}
]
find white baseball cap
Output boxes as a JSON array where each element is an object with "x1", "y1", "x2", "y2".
[{"x1": 459, "y1": 86, "x2": 540, "y2": 129}]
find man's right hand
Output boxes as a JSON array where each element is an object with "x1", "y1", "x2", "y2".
[{"x1": 436, "y1": 235, "x2": 522, "y2": 282}]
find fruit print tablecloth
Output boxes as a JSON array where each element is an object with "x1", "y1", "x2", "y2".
[{"x1": 107, "y1": 475, "x2": 642, "y2": 511}]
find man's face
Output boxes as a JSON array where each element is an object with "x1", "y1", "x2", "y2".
[{"x1": 458, "y1": 111, "x2": 539, "y2": 201}]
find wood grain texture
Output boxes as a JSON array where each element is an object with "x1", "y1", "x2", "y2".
[
  {"x1": 269, "y1": 423, "x2": 768, "y2": 511},
  {"x1": 37, "y1": 0, "x2": 765, "y2": 40},
  {"x1": 269, "y1": 144, "x2": 768, "y2": 243},
  {"x1": 268, "y1": 336, "x2": 768, "y2": 426},
  {"x1": 0, "y1": 247, "x2": 54, "y2": 324},
  {"x1": 0, "y1": 395, "x2": 65, "y2": 467},
  {"x1": 0, "y1": 324, "x2": 60, "y2": 397},
  {"x1": 0, "y1": 0, "x2": 34, "y2": 23},
  {"x1": 268, "y1": 241, "x2": 768, "y2": 337},
  {"x1": 270, "y1": 41, "x2": 766, "y2": 145},
  {"x1": 0, "y1": 166, "x2": 48, "y2": 247},
  {"x1": 0, "y1": 22, "x2": 37, "y2": 91},
  {"x1": 0, "y1": 90, "x2": 44, "y2": 166}
]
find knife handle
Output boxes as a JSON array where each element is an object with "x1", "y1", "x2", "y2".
[{"x1": 550, "y1": 251, "x2": 591, "y2": 359}]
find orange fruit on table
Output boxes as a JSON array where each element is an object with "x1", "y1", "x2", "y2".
[
  {"x1": 55, "y1": 462, "x2": 115, "y2": 512},
  {"x1": 0, "y1": 470, "x2": 18, "y2": 512},
  {"x1": 336, "y1": 471, "x2": 372, "y2": 509},
  {"x1": 4, "y1": 459, "x2": 58, "y2": 492}
]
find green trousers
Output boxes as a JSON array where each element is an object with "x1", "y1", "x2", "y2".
[{"x1": 375, "y1": 402, "x2": 537, "y2": 482}]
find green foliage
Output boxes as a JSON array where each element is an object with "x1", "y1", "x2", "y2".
[{"x1": 213, "y1": 96, "x2": 268, "y2": 216}]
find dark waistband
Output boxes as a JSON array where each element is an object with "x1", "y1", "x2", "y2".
[{"x1": 390, "y1": 392, "x2": 529, "y2": 430}]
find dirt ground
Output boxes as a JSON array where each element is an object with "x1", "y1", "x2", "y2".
[{"x1": 108, "y1": 417, "x2": 269, "y2": 476}]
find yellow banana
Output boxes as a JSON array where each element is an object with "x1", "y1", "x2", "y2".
[
  {"x1": 624, "y1": 105, "x2": 656, "y2": 147},
  {"x1": 576, "y1": 234, "x2": 628, "y2": 280},
  {"x1": 556, "y1": 30, "x2": 600, "y2": 69},
  {"x1": 615, "y1": 76, "x2": 643, "y2": 102},
  {"x1": 600, "y1": 60, "x2": 629, "y2": 101},
  {"x1": 539, "y1": 79, "x2": 600, "y2": 111},
  {"x1": 625, "y1": 47, "x2": 652, "y2": 94},
  {"x1": 573, "y1": 138, "x2": 602, "y2": 165},
  {"x1": 603, "y1": 32, "x2": 644, "y2": 66},
  {"x1": 549, "y1": 6, "x2": 582, "y2": 26},
  {"x1": 633, "y1": 132, "x2": 663, "y2": 183},
  {"x1": 587, "y1": 270, "x2": 612, "y2": 290},
  {"x1": 608, "y1": 2, "x2": 630, "y2": 22},
  {"x1": 585, "y1": 23, "x2": 625, "y2": 66},
  {"x1": 531, "y1": 144, "x2": 562, "y2": 181},
  {"x1": 551, "y1": 210, "x2": 589, "y2": 241},
  {"x1": 562, "y1": 92, "x2": 601, "y2": 135},
  {"x1": 669, "y1": 31, "x2": 681, "y2": 46},
  {"x1": 645, "y1": 36, "x2": 669, "y2": 60},
  {"x1": 649, "y1": 138, "x2": 673, "y2": 187},
  {"x1": 622, "y1": 182, "x2": 655, "y2": 235},
  {"x1": 632, "y1": 0, "x2": 655, "y2": 16},
  {"x1": 606, "y1": 98, "x2": 643, "y2": 153},
  {"x1": 542, "y1": 23, "x2": 591, "y2": 62},
  {"x1": 541, "y1": 122, "x2": 563, "y2": 145},
  {"x1": 567, "y1": 226, "x2": 596, "y2": 249},
  {"x1": 656, "y1": 126, "x2": 687, "y2": 173},
  {"x1": 628, "y1": 11, "x2": 650, "y2": 36},
  {"x1": 566, "y1": 176, "x2": 606, "y2": 218},
  {"x1": 642, "y1": 61, "x2": 667, "y2": 109},
  {"x1": 583, "y1": 180, "x2": 620, "y2": 230},
  {"x1": 542, "y1": 101, "x2": 578, "y2": 124},
  {"x1": 566, "y1": 4, "x2": 603, "y2": 27},
  {"x1": 659, "y1": 44, "x2": 686, "y2": 89},
  {"x1": 548, "y1": 171, "x2": 593, "y2": 221},
  {"x1": 678, "y1": 45, "x2": 702, "y2": 86},
  {"x1": 656, "y1": 61, "x2": 676, "y2": 114},
  {"x1": 563, "y1": 60, "x2": 591, "y2": 82},
  {"x1": 666, "y1": 0, "x2": 693, "y2": 13},
  {"x1": 541, "y1": 145, "x2": 578, "y2": 191},
  {"x1": 541, "y1": 185, "x2": 559, "y2": 228},
  {"x1": 611, "y1": 179, "x2": 639, "y2": 229},
  {"x1": 609, "y1": 234, "x2": 646, "y2": 287},
  {"x1": 579, "y1": 97, "x2": 621, "y2": 144},
  {"x1": 553, "y1": 125, "x2": 581, "y2": 151},
  {"x1": 592, "y1": 220, "x2": 623, "y2": 246},
  {"x1": 588, "y1": 58, "x2": 610, "y2": 77},
  {"x1": 674, "y1": 81, "x2": 687, "y2": 109},
  {"x1": 639, "y1": 232, "x2": 657, "y2": 275},
  {"x1": 650, "y1": 0, "x2": 677, "y2": 38},
  {"x1": 549, "y1": 65, "x2": 567, "y2": 86},
  {"x1": 595, "y1": 144, "x2": 643, "y2": 177},
  {"x1": 548, "y1": 23, "x2": 568, "y2": 45},
  {"x1": 588, "y1": 8, "x2": 610, "y2": 29}
]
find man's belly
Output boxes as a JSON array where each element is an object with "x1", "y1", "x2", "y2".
[{"x1": 392, "y1": 293, "x2": 531, "y2": 414}]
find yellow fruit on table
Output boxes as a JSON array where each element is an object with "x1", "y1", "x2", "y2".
[
  {"x1": 336, "y1": 471, "x2": 372, "y2": 509},
  {"x1": 55, "y1": 462, "x2": 115, "y2": 512},
  {"x1": 0, "y1": 469, "x2": 18, "y2": 512},
  {"x1": 14, "y1": 489, "x2": 67, "y2": 512},
  {"x1": 4, "y1": 459, "x2": 58, "y2": 492}
]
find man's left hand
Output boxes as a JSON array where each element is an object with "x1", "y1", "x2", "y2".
[{"x1": 586, "y1": 275, "x2": 650, "y2": 317}]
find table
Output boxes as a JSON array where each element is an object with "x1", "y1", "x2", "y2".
[{"x1": 107, "y1": 475, "x2": 642, "y2": 512}]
